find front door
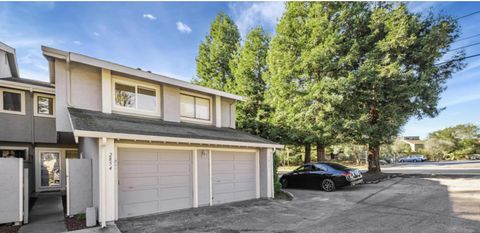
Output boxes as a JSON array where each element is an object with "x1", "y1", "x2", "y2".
[{"x1": 36, "y1": 150, "x2": 63, "y2": 192}]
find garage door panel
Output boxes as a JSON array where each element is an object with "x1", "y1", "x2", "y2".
[
  {"x1": 158, "y1": 150, "x2": 192, "y2": 160},
  {"x1": 159, "y1": 175, "x2": 191, "y2": 187},
  {"x1": 122, "y1": 201, "x2": 159, "y2": 218},
  {"x1": 118, "y1": 148, "x2": 193, "y2": 218},
  {"x1": 212, "y1": 161, "x2": 234, "y2": 171},
  {"x1": 120, "y1": 176, "x2": 158, "y2": 188},
  {"x1": 120, "y1": 189, "x2": 158, "y2": 204},
  {"x1": 212, "y1": 151, "x2": 257, "y2": 205},
  {"x1": 119, "y1": 149, "x2": 158, "y2": 161},
  {"x1": 235, "y1": 153, "x2": 255, "y2": 160},
  {"x1": 120, "y1": 164, "x2": 158, "y2": 174},
  {"x1": 235, "y1": 191, "x2": 255, "y2": 201},
  {"x1": 158, "y1": 163, "x2": 191, "y2": 173},
  {"x1": 213, "y1": 173, "x2": 234, "y2": 182},
  {"x1": 235, "y1": 181, "x2": 256, "y2": 191},
  {"x1": 235, "y1": 172, "x2": 255, "y2": 181},
  {"x1": 213, "y1": 183, "x2": 234, "y2": 194},
  {"x1": 160, "y1": 198, "x2": 192, "y2": 212},
  {"x1": 160, "y1": 186, "x2": 192, "y2": 200}
]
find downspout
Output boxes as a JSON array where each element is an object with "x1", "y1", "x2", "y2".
[
  {"x1": 66, "y1": 54, "x2": 72, "y2": 107},
  {"x1": 30, "y1": 88, "x2": 35, "y2": 148}
]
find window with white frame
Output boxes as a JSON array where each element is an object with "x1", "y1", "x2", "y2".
[
  {"x1": 0, "y1": 88, "x2": 25, "y2": 115},
  {"x1": 34, "y1": 93, "x2": 55, "y2": 117},
  {"x1": 112, "y1": 77, "x2": 160, "y2": 116},
  {"x1": 180, "y1": 92, "x2": 211, "y2": 122}
]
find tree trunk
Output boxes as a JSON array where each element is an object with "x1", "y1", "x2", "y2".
[
  {"x1": 316, "y1": 142, "x2": 325, "y2": 162},
  {"x1": 367, "y1": 144, "x2": 381, "y2": 173},
  {"x1": 304, "y1": 144, "x2": 311, "y2": 164}
]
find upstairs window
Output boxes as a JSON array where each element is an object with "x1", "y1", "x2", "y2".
[
  {"x1": 180, "y1": 92, "x2": 211, "y2": 122},
  {"x1": 112, "y1": 77, "x2": 160, "y2": 116},
  {"x1": 34, "y1": 93, "x2": 55, "y2": 117},
  {"x1": 0, "y1": 88, "x2": 25, "y2": 115}
]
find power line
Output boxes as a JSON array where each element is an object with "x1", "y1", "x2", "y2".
[
  {"x1": 455, "y1": 10, "x2": 480, "y2": 20},
  {"x1": 448, "y1": 41, "x2": 480, "y2": 52},
  {"x1": 454, "y1": 33, "x2": 480, "y2": 43},
  {"x1": 436, "y1": 53, "x2": 480, "y2": 65}
]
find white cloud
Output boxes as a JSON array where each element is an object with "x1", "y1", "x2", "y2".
[
  {"x1": 143, "y1": 14, "x2": 157, "y2": 20},
  {"x1": 229, "y1": 2, "x2": 285, "y2": 37},
  {"x1": 93, "y1": 32, "x2": 100, "y2": 37},
  {"x1": 73, "y1": 40, "x2": 82, "y2": 45},
  {"x1": 176, "y1": 21, "x2": 192, "y2": 34},
  {"x1": 443, "y1": 93, "x2": 480, "y2": 107}
]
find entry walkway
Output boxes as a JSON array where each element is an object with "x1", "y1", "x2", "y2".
[{"x1": 19, "y1": 194, "x2": 67, "y2": 233}]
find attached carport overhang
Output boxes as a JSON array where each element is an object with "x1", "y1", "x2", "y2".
[{"x1": 67, "y1": 107, "x2": 283, "y2": 149}]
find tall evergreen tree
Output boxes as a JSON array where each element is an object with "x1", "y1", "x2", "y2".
[
  {"x1": 231, "y1": 27, "x2": 270, "y2": 136},
  {"x1": 195, "y1": 13, "x2": 240, "y2": 91},
  {"x1": 340, "y1": 3, "x2": 464, "y2": 172},
  {"x1": 267, "y1": 2, "x2": 365, "y2": 163}
]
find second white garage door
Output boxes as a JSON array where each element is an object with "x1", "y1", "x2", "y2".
[
  {"x1": 118, "y1": 148, "x2": 193, "y2": 218},
  {"x1": 212, "y1": 151, "x2": 257, "y2": 205}
]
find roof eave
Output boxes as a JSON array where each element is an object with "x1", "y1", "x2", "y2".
[{"x1": 73, "y1": 129, "x2": 284, "y2": 149}]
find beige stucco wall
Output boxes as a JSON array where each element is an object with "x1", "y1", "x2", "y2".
[
  {"x1": 163, "y1": 84, "x2": 180, "y2": 122},
  {"x1": 70, "y1": 63, "x2": 102, "y2": 111},
  {"x1": 55, "y1": 61, "x2": 102, "y2": 132},
  {"x1": 0, "y1": 50, "x2": 12, "y2": 78}
]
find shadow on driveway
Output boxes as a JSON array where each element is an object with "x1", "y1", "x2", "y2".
[{"x1": 117, "y1": 176, "x2": 480, "y2": 233}]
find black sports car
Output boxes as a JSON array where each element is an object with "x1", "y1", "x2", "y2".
[{"x1": 280, "y1": 163, "x2": 363, "y2": 192}]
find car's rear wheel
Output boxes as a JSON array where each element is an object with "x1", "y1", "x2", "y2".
[
  {"x1": 321, "y1": 179, "x2": 336, "y2": 192},
  {"x1": 281, "y1": 178, "x2": 288, "y2": 189}
]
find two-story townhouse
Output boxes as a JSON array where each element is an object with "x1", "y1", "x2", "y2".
[
  {"x1": 41, "y1": 45, "x2": 282, "y2": 226},
  {"x1": 0, "y1": 42, "x2": 78, "y2": 195}
]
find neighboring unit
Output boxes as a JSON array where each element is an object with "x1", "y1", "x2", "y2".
[{"x1": 0, "y1": 42, "x2": 78, "y2": 198}]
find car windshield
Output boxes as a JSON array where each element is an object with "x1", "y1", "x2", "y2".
[{"x1": 323, "y1": 163, "x2": 350, "y2": 171}]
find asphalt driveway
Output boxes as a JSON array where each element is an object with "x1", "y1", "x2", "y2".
[{"x1": 117, "y1": 175, "x2": 480, "y2": 233}]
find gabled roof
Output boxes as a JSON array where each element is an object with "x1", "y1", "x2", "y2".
[
  {"x1": 0, "y1": 42, "x2": 19, "y2": 78},
  {"x1": 68, "y1": 107, "x2": 282, "y2": 149},
  {"x1": 42, "y1": 46, "x2": 244, "y2": 101}
]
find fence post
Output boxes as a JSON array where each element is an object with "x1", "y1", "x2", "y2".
[{"x1": 23, "y1": 168, "x2": 29, "y2": 224}]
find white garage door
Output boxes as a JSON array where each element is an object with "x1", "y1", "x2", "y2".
[
  {"x1": 212, "y1": 151, "x2": 257, "y2": 205},
  {"x1": 118, "y1": 148, "x2": 193, "y2": 218}
]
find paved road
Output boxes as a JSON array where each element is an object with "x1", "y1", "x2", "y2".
[
  {"x1": 381, "y1": 160, "x2": 480, "y2": 175},
  {"x1": 118, "y1": 176, "x2": 480, "y2": 233}
]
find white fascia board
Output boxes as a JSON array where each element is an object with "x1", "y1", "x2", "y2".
[
  {"x1": 0, "y1": 42, "x2": 19, "y2": 77},
  {"x1": 0, "y1": 80, "x2": 55, "y2": 94},
  {"x1": 73, "y1": 130, "x2": 284, "y2": 149},
  {"x1": 41, "y1": 46, "x2": 245, "y2": 101}
]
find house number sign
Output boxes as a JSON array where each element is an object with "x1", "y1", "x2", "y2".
[{"x1": 108, "y1": 152, "x2": 113, "y2": 170}]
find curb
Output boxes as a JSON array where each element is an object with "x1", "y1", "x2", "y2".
[
  {"x1": 277, "y1": 189, "x2": 294, "y2": 201},
  {"x1": 364, "y1": 174, "x2": 400, "y2": 184}
]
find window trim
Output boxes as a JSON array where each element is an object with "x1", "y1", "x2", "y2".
[
  {"x1": 0, "y1": 87, "x2": 25, "y2": 115},
  {"x1": 33, "y1": 93, "x2": 56, "y2": 118},
  {"x1": 180, "y1": 91, "x2": 213, "y2": 124},
  {"x1": 0, "y1": 146, "x2": 29, "y2": 161},
  {"x1": 111, "y1": 76, "x2": 161, "y2": 117}
]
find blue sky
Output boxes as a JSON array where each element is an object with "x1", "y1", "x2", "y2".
[{"x1": 0, "y1": 1, "x2": 478, "y2": 138}]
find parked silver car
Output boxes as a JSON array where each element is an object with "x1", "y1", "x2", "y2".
[
  {"x1": 469, "y1": 154, "x2": 480, "y2": 160},
  {"x1": 398, "y1": 155, "x2": 427, "y2": 163}
]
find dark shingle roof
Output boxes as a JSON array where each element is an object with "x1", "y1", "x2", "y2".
[
  {"x1": 68, "y1": 107, "x2": 280, "y2": 146},
  {"x1": 0, "y1": 77, "x2": 54, "y2": 88}
]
